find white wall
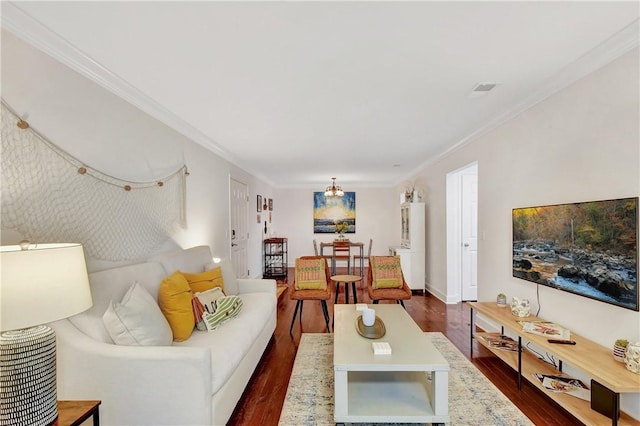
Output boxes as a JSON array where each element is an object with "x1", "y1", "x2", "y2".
[
  {"x1": 0, "y1": 30, "x2": 272, "y2": 276},
  {"x1": 407, "y1": 49, "x2": 640, "y2": 416},
  {"x1": 274, "y1": 187, "x2": 399, "y2": 266}
]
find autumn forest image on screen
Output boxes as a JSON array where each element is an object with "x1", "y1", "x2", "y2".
[{"x1": 512, "y1": 197, "x2": 638, "y2": 311}]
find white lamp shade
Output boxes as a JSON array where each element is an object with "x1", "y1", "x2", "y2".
[{"x1": 1, "y1": 243, "x2": 93, "y2": 331}]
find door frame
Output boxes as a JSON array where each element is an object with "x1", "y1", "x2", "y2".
[
  {"x1": 446, "y1": 161, "x2": 478, "y2": 303},
  {"x1": 229, "y1": 176, "x2": 249, "y2": 278}
]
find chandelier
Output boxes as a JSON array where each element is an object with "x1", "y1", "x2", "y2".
[{"x1": 324, "y1": 177, "x2": 344, "y2": 197}]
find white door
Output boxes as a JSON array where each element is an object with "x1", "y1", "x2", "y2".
[
  {"x1": 461, "y1": 172, "x2": 478, "y2": 300},
  {"x1": 230, "y1": 178, "x2": 249, "y2": 278}
]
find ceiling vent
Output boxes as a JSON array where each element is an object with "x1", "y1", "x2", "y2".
[
  {"x1": 469, "y1": 82, "x2": 499, "y2": 98},
  {"x1": 472, "y1": 82, "x2": 497, "y2": 92}
]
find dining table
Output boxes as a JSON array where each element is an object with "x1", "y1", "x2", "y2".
[{"x1": 319, "y1": 240, "x2": 365, "y2": 277}]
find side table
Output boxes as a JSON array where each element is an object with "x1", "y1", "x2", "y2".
[
  {"x1": 331, "y1": 274, "x2": 362, "y2": 304},
  {"x1": 56, "y1": 400, "x2": 101, "y2": 426}
]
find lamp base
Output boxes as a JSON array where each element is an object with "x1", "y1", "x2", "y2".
[{"x1": 0, "y1": 325, "x2": 58, "y2": 426}]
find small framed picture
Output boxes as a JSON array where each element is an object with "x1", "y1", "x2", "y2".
[
  {"x1": 268, "y1": 198, "x2": 273, "y2": 211},
  {"x1": 257, "y1": 195, "x2": 262, "y2": 212}
]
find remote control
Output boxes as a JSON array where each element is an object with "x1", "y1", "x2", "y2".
[{"x1": 547, "y1": 339, "x2": 576, "y2": 345}]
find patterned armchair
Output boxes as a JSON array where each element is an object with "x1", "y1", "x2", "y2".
[
  {"x1": 289, "y1": 256, "x2": 332, "y2": 334},
  {"x1": 366, "y1": 256, "x2": 412, "y2": 308}
]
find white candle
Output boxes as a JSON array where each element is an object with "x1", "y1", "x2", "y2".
[{"x1": 363, "y1": 308, "x2": 376, "y2": 326}]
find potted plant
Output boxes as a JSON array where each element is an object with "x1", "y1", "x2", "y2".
[
  {"x1": 614, "y1": 339, "x2": 629, "y2": 362},
  {"x1": 496, "y1": 293, "x2": 507, "y2": 307},
  {"x1": 335, "y1": 221, "x2": 349, "y2": 239}
]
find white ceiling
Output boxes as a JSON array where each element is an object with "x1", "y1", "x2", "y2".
[{"x1": 3, "y1": 1, "x2": 639, "y2": 188}]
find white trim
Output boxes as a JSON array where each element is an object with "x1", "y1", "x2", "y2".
[
  {"x1": 445, "y1": 170, "x2": 462, "y2": 304},
  {"x1": 424, "y1": 281, "x2": 458, "y2": 305},
  {"x1": 3, "y1": 3, "x2": 637, "y2": 190},
  {"x1": 1, "y1": 2, "x2": 278, "y2": 184},
  {"x1": 394, "y1": 19, "x2": 640, "y2": 187}
]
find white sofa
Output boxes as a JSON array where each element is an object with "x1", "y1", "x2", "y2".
[{"x1": 50, "y1": 246, "x2": 277, "y2": 425}]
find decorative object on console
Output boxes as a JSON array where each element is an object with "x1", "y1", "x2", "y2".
[
  {"x1": 0, "y1": 242, "x2": 92, "y2": 426},
  {"x1": 613, "y1": 339, "x2": 629, "y2": 362},
  {"x1": 510, "y1": 297, "x2": 531, "y2": 317},
  {"x1": 513, "y1": 197, "x2": 638, "y2": 311},
  {"x1": 496, "y1": 293, "x2": 507, "y2": 307},
  {"x1": 624, "y1": 341, "x2": 640, "y2": 374}
]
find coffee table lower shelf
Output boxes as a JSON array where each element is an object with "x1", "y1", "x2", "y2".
[{"x1": 334, "y1": 370, "x2": 449, "y2": 424}]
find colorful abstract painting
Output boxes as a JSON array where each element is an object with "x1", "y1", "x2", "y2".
[{"x1": 313, "y1": 192, "x2": 356, "y2": 234}]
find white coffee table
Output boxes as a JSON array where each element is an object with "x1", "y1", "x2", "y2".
[{"x1": 333, "y1": 304, "x2": 449, "y2": 424}]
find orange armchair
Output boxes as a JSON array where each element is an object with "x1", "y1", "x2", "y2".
[
  {"x1": 366, "y1": 256, "x2": 412, "y2": 308},
  {"x1": 289, "y1": 256, "x2": 332, "y2": 335}
]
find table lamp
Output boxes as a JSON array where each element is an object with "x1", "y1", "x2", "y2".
[{"x1": 0, "y1": 242, "x2": 92, "y2": 426}]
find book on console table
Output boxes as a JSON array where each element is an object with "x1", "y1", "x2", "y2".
[
  {"x1": 532, "y1": 373, "x2": 589, "y2": 401},
  {"x1": 518, "y1": 321, "x2": 571, "y2": 341},
  {"x1": 479, "y1": 333, "x2": 519, "y2": 352}
]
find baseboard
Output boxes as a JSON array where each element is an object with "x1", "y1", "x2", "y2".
[{"x1": 423, "y1": 282, "x2": 459, "y2": 304}]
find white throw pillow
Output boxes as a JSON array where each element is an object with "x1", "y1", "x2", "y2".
[
  {"x1": 103, "y1": 282, "x2": 173, "y2": 346},
  {"x1": 194, "y1": 286, "x2": 226, "y2": 314}
]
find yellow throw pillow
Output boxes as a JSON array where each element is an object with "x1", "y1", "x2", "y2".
[
  {"x1": 158, "y1": 271, "x2": 195, "y2": 341},
  {"x1": 294, "y1": 258, "x2": 327, "y2": 290},
  {"x1": 181, "y1": 267, "x2": 225, "y2": 293},
  {"x1": 370, "y1": 256, "x2": 403, "y2": 289}
]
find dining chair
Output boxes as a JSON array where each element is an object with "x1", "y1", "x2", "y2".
[
  {"x1": 289, "y1": 256, "x2": 332, "y2": 335},
  {"x1": 366, "y1": 255, "x2": 412, "y2": 308},
  {"x1": 353, "y1": 238, "x2": 373, "y2": 281},
  {"x1": 313, "y1": 239, "x2": 333, "y2": 264},
  {"x1": 331, "y1": 239, "x2": 351, "y2": 275}
]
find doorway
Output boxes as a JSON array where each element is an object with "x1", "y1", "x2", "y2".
[
  {"x1": 446, "y1": 162, "x2": 478, "y2": 302},
  {"x1": 230, "y1": 177, "x2": 249, "y2": 278}
]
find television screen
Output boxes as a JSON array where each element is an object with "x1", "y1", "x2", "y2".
[{"x1": 513, "y1": 197, "x2": 638, "y2": 311}]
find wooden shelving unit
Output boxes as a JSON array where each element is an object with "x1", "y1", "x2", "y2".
[
  {"x1": 467, "y1": 302, "x2": 640, "y2": 426},
  {"x1": 263, "y1": 237, "x2": 288, "y2": 279}
]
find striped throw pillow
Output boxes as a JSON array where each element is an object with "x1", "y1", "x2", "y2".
[
  {"x1": 202, "y1": 295, "x2": 243, "y2": 331},
  {"x1": 370, "y1": 256, "x2": 403, "y2": 289},
  {"x1": 294, "y1": 258, "x2": 327, "y2": 290}
]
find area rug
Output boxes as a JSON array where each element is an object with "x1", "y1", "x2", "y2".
[{"x1": 278, "y1": 332, "x2": 534, "y2": 426}]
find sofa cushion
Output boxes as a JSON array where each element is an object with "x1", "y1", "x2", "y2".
[
  {"x1": 370, "y1": 256, "x2": 403, "y2": 289},
  {"x1": 69, "y1": 262, "x2": 168, "y2": 343},
  {"x1": 150, "y1": 245, "x2": 211, "y2": 277},
  {"x1": 173, "y1": 291, "x2": 276, "y2": 394},
  {"x1": 211, "y1": 258, "x2": 239, "y2": 295},
  {"x1": 202, "y1": 295, "x2": 243, "y2": 331},
  {"x1": 103, "y1": 282, "x2": 173, "y2": 346},
  {"x1": 195, "y1": 287, "x2": 226, "y2": 313},
  {"x1": 182, "y1": 267, "x2": 224, "y2": 293},
  {"x1": 294, "y1": 258, "x2": 327, "y2": 290},
  {"x1": 158, "y1": 271, "x2": 195, "y2": 341}
]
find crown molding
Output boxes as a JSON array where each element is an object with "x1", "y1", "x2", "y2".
[
  {"x1": 1, "y1": 2, "x2": 242, "y2": 169},
  {"x1": 401, "y1": 18, "x2": 640, "y2": 183},
  {"x1": 3, "y1": 2, "x2": 637, "y2": 191}
]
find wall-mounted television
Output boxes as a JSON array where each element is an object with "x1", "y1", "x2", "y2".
[{"x1": 513, "y1": 197, "x2": 638, "y2": 311}]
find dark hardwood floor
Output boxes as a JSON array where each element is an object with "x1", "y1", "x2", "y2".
[{"x1": 227, "y1": 268, "x2": 583, "y2": 426}]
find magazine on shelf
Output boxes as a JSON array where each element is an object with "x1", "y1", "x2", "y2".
[
  {"x1": 479, "y1": 333, "x2": 519, "y2": 352},
  {"x1": 519, "y1": 321, "x2": 571, "y2": 340},
  {"x1": 532, "y1": 373, "x2": 590, "y2": 401}
]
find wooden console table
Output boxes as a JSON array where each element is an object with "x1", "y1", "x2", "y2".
[
  {"x1": 56, "y1": 400, "x2": 101, "y2": 426},
  {"x1": 467, "y1": 302, "x2": 640, "y2": 426}
]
